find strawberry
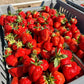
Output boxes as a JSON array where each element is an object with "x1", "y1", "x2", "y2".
[
  {"x1": 8, "y1": 66, "x2": 24, "y2": 77},
  {"x1": 28, "y1": 24, "x2": 35, "y2": 32},
  {"x1": 41, "y1": 59, "x2": 49, "y2": 71},
  {"x1": 40, "y1": 29, "x2": 50, "y2": 41},
  {"x1": 46, "y1": 17, "x2": 53, "y2": 26},
  {"x1": 79, "y1": 34, "x2": 84, "y2": 43},
  {"x1": 21, "y1": 30, "x2": 32, "y2": 44},
  {"x1": 64, "y1": 30, "x2": 72, "y2": 38},
  {"x1": 51, "y1": 35, "x2": 60, "y2": 46},
  {"x1": 19, "y1": 77, "x2": 32, "y2": 84},
  {"x1": 49, "y1": 62, "x2": 60, "y2": 72},
  {"x1": 26, "y1": 39, "x2": 37, "y2": 49},
  {"x1": 19, "y1": 19, "x2": 27, "y2": 27},
  {"x1": 65, "y1": 22, "x2": 71, "y2": 28},
  {"x1": 70, "y1": 18, "x2": 77, "y2": 24},
  {"x1": 4, "y1": 23, "x2": 13, "y2": 33},
  {"x1": 12, "y1": 41, "x2": 23, "y2": 51},
  {"x1": 32, "y1": 10, "x2": 39, "y2": 18},
  {"x1": 42, "y1": 6, "x2": 50, "y2": 12},
  {"x1": 70, "y1": 38, "x2": 77, "y2": 45},
  {"x1": 54, "y1": 22, "x2": 61, "y2": 29},
  {"x1": 62, "y1": 62, "x2": 81, "y2": 82},
  {"x1": 35, "y1": 75, "x2": 48, "y2": 84},
  {"x1": 5, "y1": 48, "x2": 12, "y2": 56},
  {"x1": 41, "y1": 49, "x2": 51, "y2": 60},
  {"x1": 78, "y1": 43, "x2": 84, "y2": 51},
  {"x1": 49, "y1": 9, "x2": 57, "y2": 17},
  {"x1": 27, "y1": 18, "x2": 34, "y2": 25},
  {"x1": 11, "y1": 77, "x2": 18, "y2": 84},
  {"x1": 28, "y1": 64, "x2": 43, "y2": 82},
  {"x1": 26, "y1": 11, "x2": 32, "y2": 18},
  {"x1": 18, "y1": 11, "x2": 26, "y2": 19},
  {"x1": 64, "y1": 36, "x2": 71, "y2": 45},
  {"x1": 0, "y1": 15, "x2": 6, "y2": 26},
  {"x1": 73, "y1": 32, "x2": 80, "y2": 40},
  {"x1": 43, "y1": 41, "x2": 53, "y2": 51},
  {"x1": 6, "y1": 55, "x2": 18, "y2": 66},
  {"x1": 59, "y1": 36, "x2": 64, "y2": 44},
  {"x1": 76, "y1": 49, "x2": 84, "y2": 59},
  {"x1": 69, "y1": 43, "x2": 78, "y2": 52},
  {"x1": 15, "y1": 48, "x2": 26, "y2": 58},
  {"x1": 37, "y1": 17, "x2": 45, "y2": 23},
  {"x1": 57, "y1": 43, "x2": 64, "y2": 50}
]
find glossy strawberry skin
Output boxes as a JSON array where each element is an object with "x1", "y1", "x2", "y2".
[{"x1": 11, "y1": 77, "x2": 18, "y2": 84}]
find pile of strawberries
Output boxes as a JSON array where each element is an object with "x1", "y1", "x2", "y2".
[{"x1": 0, "y1": 6, "x2": 83, "y2": 84}]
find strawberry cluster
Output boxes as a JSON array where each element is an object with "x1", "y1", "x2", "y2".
[{"x1": 0, "y1": 6, "x2": 83, "y2": 84}]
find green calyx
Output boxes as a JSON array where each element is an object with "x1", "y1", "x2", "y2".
[
  {"x1": 27, "y1": 42, "x2": 33, "y2": 49},
  {"x1": 16, "y1": 15, "x2": 22, "y2": 23},
  {"x1": 16, "y1": 40, "x2": 23, "y2": 48},
  {"x1": 65, "y1": 36, "x2": 70, "y2": 39}
]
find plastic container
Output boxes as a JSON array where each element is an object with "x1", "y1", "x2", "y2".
[
  {"x1": 66, "y1": 0, "x2": 84, "y2": 12},
  {"x1": 0, "y1": 0, "x2": 84, "y2": 84}
]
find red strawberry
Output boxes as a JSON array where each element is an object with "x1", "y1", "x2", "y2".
[
  {"x1": 79, "y1": 34, "x2": 84, "y2": 43},
  {"x1": 19, "y1": 11, "x2": 26, "y2": 19},
  {"x1": 32, "y1": 10, "x2": 39, "y2": 18},
  {"x1": 8, "y1": 66, "x2": 24, "y2": 77},
  {"x1": 41, "y1": 49, "x2": 51, "y2": 60},
  {"x1": 11, "y1": 77, "x2": 18, "y2": 84},
  {"x1": 40, "y1": 29, "x2": 50, "y2": 41},
  {"x1": 28, "y1": 64, "x2": 43, "y2": 82},
  {"x1": 73, "y1": 32, "x2": 80, "y2": 40},
  {"x1": 26, "y1": 11, "x2": 32, "y2": 18},
  {"x1": 62, "y1": 62, "x2": 81, "y2": 82},
  {"x1": 28, "y1": 24, "x2": 35, "y2": 32},
  {"x1": 21, "y1": 30, "x2": 32, "y2": 44},
  {"x1": 49, "y1": 9, "x2": 57, "y2": 17},
  {"x1": 27, "y1": 18, "x2": 34, "y2": 25},
  {"x1": 51, "y1": 35, "x2": 60, "y2": 46},
  {"x1": 37, "y1": 17, "x2": 45, "y2": 23},
  {"x1": 46, "y1": 17, "x2": 53, "y2": 26},
  {"x1": 5, "y1": 48, "x2": 12, "y2": 56},
  {"x1": 19, "y1": 77, "x2": 32, "y2": 84},
  {"x1": 65, "y1": 22, "x2": 71, "y2": 28},
  {"x1": 76, "y1": 49, "x2": 84, "y2": 59},
  {"x1": 42, "y1": 6, "x2": 50, "y2": 12},
  {"x1": 26, "y1": 39, "x2": 37, "y2": 49},
  {"x1": 41, "y1": 59, "x2": 49, "y2": 71},
  {"x1": 64, "y1": 30, "x2": 72, "y2": 38},
  {"x1": 43, "y1": 41, "x2": 53, "y2": 51},
  {"x1": 70, "y1": 38, "x2": 77, "y2": 45},
  {"x1": 0, "y1": 15, "x2": 6, "y2": 26},
  {"x1": 78, "y1": 43, "x2": 84, "y2": 51},
  {"x1": 35, "y1": 75, "x2": 48, "y2": 84},
  {"x1": 15, "y1": 48, "x2": 26, "y2": 58},
  {"x1": 49, "y1": 62, "x2": 60, "y2": 72},
  {"x1": 69, "y1": 43, "x2": 78, "y2": 52},
  {"x1": 64, "y1": 36, "x2": 71, "y2": 45},
  {"x1": 57, "y1": 43, "x2": 63, "y2": 50},
  {"x1": 54, "y1": 22, "x2": 61, "y2": 29},
  {"x1": 70, "y1": 18, "x2": 77, "y2": 24},
  {"x1": 59, "y1": 36, "x2": 64, "y2": 44},
  {"x1": 6, "y1": 55, "x2": 18, "y2": 66}
]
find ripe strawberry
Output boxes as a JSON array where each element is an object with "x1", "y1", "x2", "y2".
[
  {"x1": 46, "y1": 17, "x2": 53, "y2": 26},
  {"x1": 28, "y1": 64, "x2": 43, "y2": 82},
  {"x1": 26, "y1": 39, "x2": 37, "y2": 49},
  {"x1": 79, "y1": 34, "x2": 84, "y2": 43},
  {"x1": 15, "y1": 48, "x2": 26, "y2": 58},
  {"x1": 64, "y1": 30, "x2": 72, "y2": 38},
  {"x1": 78, "y1": 43, "x2": 84, "y2": 51},
  {"x1": 41, "y1": 49, "x2": 51, "y2": 60},
  {"x1": 40, "y1": 29, "x2": 50, "y2": 41},
  {"x1": 11, "y1": 77, "x2": 18, "y2": 84},
  {"x1": 28, "y1": 24, "x2": 35, "y2": 32},
  {"x1": 6, "y1": 55, "x2": 18, "y2": 66},
  {"x1": 76, "y1": 49, "x2": 84, "y2": 59},
  {"x1": 41, "y1": 59, "x2": 49, "y2": 71},
  {"x1": 57, "y1": 43, "x2": 63, "y2": 50},
  {"x1": 49, "y1": 62, "x2": 60, "y2": 72},
  {"x1": 19, "y1": 11, "x2": 26, "y2": 19},
  {"x1": 26, "y1": 11, "x2": 32, "y2": 18},
  {"x1": 12, "y1": 41, "x2": 23, "y2": 51},
  {"x1": 70, "y1": 38, "x2": 77, "y2": 45},
  {"x1": 65, "y1": 22, "x2": 71, "y2": 28},
  {"x1": 8, "y1": 66, "x2": 24, "y2": 77},
  {"x1": 35, "y1": 75, "x2": 48, "y2": 84},
  {"x1": 0, "y1": 15, "x2": 6, "y2": 26},
  {"x1": 73, "y1": 32, "x2": 80, "y2": 40},
  {"x1": 49, "y1": 9, "x2": 57, "y2": 17},
  {"x1": 19, "y1": 19, "x2": 27, "y2": 27},
  {"x1": 69, "y1": 43, "x2": 78, "y2": 52},
  {"x1": 70, "y1": 18, "x2": 77, "y2": 24},
  {"x1": 42, "y1": 6, "x2": 50, "y2": 12},
  {"x1": 51, "y1": 35, "x2": 60, "y2": 46},
  {"x1": 54, "y1": 22, "x2": 61, "y2": 29},
  {"x1": 5, "y1": 48, "x2": 12, "y2": 56},
  {"x1": 43, "y1": 41, "x2": 53, "y2": 51},
  {"x1": 62, "y1": 62, "x2": 81, "y2": 82},
  {"x1": 19, "y1": 77, "x2": 32, "y2": 84},
  {"x1": 21, "y1": 30, "x2": 32, "y2": 44},
  {"x1": 37, "y1": 17, "x2": 45, "y2": 23},
  {"x1": 4, "y1": 23, "x2": 13, "y2": 33},
  {"x1": 52, "y1": 15, "x2": 57, "y2": 22},
  {"x1": 64, "y1": 36, "x2": 71, "y2": 45},
  {"x1": 27, "y1": 18, "x2": 34, "y2": 25},
  {"x1": 32, "y1": 10, "x2": 39, "y2": 18},
  {"x1": 59, "y1": 36, "x2": 64, "y2": 44}
]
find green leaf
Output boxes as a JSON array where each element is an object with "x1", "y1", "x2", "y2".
[
  {"x1": 62, "y1": 54, "x2": 67, "y2": 58},
  {"x1": 54, "y1": 58, "x2": 59, "y2": 67}
]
